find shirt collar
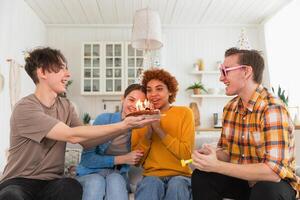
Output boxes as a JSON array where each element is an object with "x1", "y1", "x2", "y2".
[{"x1": 235, "y1": 84, "x2": 265, "y2": 113}]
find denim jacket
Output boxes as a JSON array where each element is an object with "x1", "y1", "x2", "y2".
[{"x1": 76, "y1": 112, "x2": 131, "y2": 176}]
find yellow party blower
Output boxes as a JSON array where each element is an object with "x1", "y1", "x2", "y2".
[{"x1": 180, "y1": 159, "x2": 193, "y2": 167}]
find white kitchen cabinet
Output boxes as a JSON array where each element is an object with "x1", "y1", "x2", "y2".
[{"x1": 81, "y1": 42, "x2": 144, "y2": 95}]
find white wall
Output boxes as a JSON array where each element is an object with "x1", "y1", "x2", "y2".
[
  {"x1": 264, "y1": 0, "x2": 300, "y2": 115},
  {"x1": 0, "y1": 0, "x2": 46, "y2": 170},
  {"x1": 47, "y1": 25, "x2": 265, "y2": 128},
  {"x1": 163, "y1": 26, "x2": 264, "y2": 127}
]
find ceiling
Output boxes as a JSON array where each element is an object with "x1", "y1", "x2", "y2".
[{"x1": 25, "y1": 0, "x2": 292, "y2": 25}]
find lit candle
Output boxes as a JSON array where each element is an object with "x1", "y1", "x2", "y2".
[
  {"x1": 143, "y1": 99, "x2": 149, "y2": 109},
  {"x1": 135, "y1": 100, "x2": 144, "y2": 111}
]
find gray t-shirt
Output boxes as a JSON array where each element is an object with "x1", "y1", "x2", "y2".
[{"x1": 1, "y1": 94, "x2": 82, "y2": 182}]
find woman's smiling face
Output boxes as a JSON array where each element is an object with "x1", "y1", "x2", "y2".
[
  {"x1": 146, "y1": 79, "x2": 171, "y2": 110},
  {"x1": 122, "y1": 90, "x2": 146, "y2": 117}
]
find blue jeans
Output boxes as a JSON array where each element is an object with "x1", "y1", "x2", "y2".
[
  {"x1": 135, "y1": 176, "x2": 192, "y2": 200},
  {"x1": 76, "y1": 169, "x2": 128, "y2": 200}
]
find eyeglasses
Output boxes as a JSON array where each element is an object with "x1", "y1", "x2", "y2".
[{"x1": 219, "y1": 64, "x2": 246, "y2": 77}]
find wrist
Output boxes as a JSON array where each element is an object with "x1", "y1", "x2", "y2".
[
  {"x1": 120, "y1": 121, "x2": 130, "y2": 132},
  {"x1": 214, "y1": 160, "x2": 225, "y2": 173},
  {"x1": 145, "y1": 129, "x2": 152, "y2": 140},
  {"x1": 146, "y1": 133, "x2": 152, "y2": 140},
  {"x1": 156, "y1": 128, "x2": 165, "y2": 138},
  {"x1": 115, "y1": 155, "x2": 125, "y2": 165}
]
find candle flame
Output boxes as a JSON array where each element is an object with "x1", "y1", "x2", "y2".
[
  {"x1": 135, "y1": 99, "x2": 144, "y2": 111},
  {"x1": 135, "y1": 99, "x2": 150, "y2": 111}
]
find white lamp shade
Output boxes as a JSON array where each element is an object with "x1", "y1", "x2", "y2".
[{"x1": 131, "y1": 8, "x2": 163, "y2": 50}]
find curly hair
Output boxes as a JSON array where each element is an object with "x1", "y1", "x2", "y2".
[{"x1": 141, "y1": 68, "x2": 178, "y2": 103}]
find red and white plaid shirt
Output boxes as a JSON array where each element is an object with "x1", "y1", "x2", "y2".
[{"x1": 218, "y1": 84, "x2": 299, "y2": 194}]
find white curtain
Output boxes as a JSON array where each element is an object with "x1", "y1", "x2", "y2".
[
  {"x1": 0, "y1": 66, "x2": 4, "y2": 94},
  {"x1": 9, "y1": 60, "x2": 22, "y2": 109}
]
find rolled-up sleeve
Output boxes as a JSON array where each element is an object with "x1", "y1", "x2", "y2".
[
  {"x1": 217, "y1": 108, "x2": 229, "y2": 154},
  {"x1": 262, "y1": 104, "x2": 295, "y2": 179}
]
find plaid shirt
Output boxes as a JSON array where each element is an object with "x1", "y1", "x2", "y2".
[{"x1": 218, "y1": 84, "x2": 300, "y2": 194}]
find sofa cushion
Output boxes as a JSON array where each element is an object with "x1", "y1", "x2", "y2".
[{"x1": 64, "y1": 148, "x2": 82, "y2": 177}]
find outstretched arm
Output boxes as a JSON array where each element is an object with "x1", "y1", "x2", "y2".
[{"x1": 47, "y1": 116, "x2": 158, "y2": 144}]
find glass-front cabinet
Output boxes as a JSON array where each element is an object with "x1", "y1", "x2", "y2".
[
  {"x1": 104, "y1": 43, "x2": 123, "y2": 93},
  {"x1": 125, "y1": 42, "x2": 144, "y2": 86},
  {"x1": 82, "y1": 43, "x2": 100, "y2": 93},
  {"x1": 81, "y1": 42, "x2": 143, "y2": 95}
]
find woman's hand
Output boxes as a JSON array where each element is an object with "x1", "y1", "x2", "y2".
[
  {"x1": 115, "y1": 150, "x2": 144, "y2": 165},
  {"x1": 151, "y1": 121, "x2": 160, "y2": 132},
  {"x1": 145, "y1": 125, "x2": 153, "y2": 140},
  {"x1": 150, "y1": 121, "x2": 166, "y2": 139}
]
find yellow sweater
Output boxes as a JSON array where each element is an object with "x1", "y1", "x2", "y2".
[{"x1": 131, "y1": 106, "x2": 195, "y2": 177}]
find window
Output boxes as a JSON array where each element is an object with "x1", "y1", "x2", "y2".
[{"x1": 125, "y1": 43, "x2": 144, "y2": 86}]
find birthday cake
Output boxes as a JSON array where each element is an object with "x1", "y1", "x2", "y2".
[
  {"x1": 126, "y1": 100, "x2": 160, "y2": 118},
  {"x1": 126, "y1": 109, "x2": 160, "y2": 117}
]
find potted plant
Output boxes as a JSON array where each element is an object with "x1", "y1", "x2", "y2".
[
  {"x1": 82, "y1": 112, "x2": 91, "y2": 125},
  {"x1": 272, "y1": 85, "x2": 289, "y2": 106},
  {"x1": 186, "y1": 82, "x2": 208, "y2": 95},
  {"x1": 60, "y1": 80, "x2": 73, "y2": 98}
]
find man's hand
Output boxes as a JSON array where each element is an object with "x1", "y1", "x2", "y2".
[
  {"x1": 123, "y1": 116, "x2": 159, "y2": 129},
  {"x1": 197, "y1": 144, "x2": 212, "y2": 155},
  {"x1": 192, "y1": 144, "x2": 222, "y2": 172},
  {"x1": 115, "y1": 150, "x2": 144, "y2": 165},
  {"x1": 197, "y1": 144, "x2": 229, "y2": 161}
]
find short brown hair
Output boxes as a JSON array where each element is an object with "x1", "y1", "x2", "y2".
[
  {"x1": 24, "y1": 47, "x2": 67, "y2": 84},
  {"x1": 225, "y1": 47, "x2": 264, "y2": 84},
  {"x1": 141, "y1": 68, "x2": 178, "y2": 103},
  {"x1": 124, "y1": 84, "x2": 146, "y2": 98}
]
